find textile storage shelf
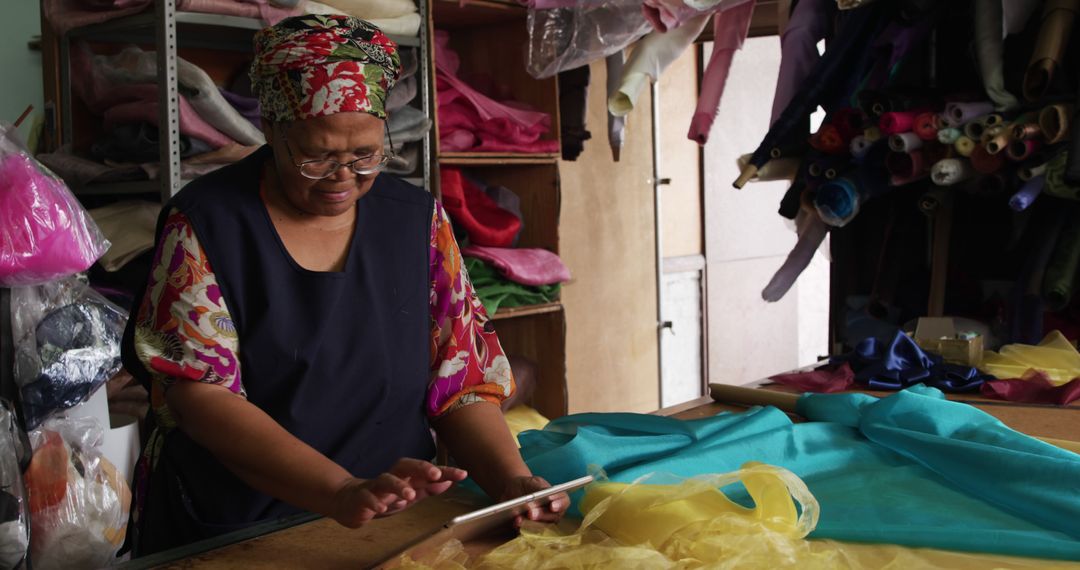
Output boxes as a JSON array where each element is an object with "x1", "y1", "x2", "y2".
[
  {"x1": 44, "y1": 0, "x2": 434, "y2": 202},
  {"x1": 493, "y1": 309, "x2": 568, "y2": 419},
  {"x1": 431, "y1": 0, "x2": 560, "y2": 160}
]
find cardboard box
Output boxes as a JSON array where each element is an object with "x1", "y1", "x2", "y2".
[{"x1": 912, "y1": 317, "x2": 983, "y2": 367}]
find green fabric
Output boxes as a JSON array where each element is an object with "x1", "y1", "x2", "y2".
[
  {"x1": 464, "y1": 257, "x2": 559, "y2": 315},
  {"x1": 520, "y1": 386, "x2": 1080, "y2": 561},
  {"x1": 1042, "y1": 204, "x2": 1080, "y2": 311}
]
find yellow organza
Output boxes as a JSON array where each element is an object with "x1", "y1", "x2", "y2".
[
  {"x1": 393, "y1": 463, "x2": 1080, "y2": 569},
  {"x1": 980, "y1": 331, "x2": 1080, "y2": 385},
  {"x1": 503, "y1": 406, "x2": 550, "y2": 448}
]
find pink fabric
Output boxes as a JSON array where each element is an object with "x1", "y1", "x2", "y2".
[
  {"x1": 0, "y1": 152, "x2": 108, "y2": 286},
  {"x1": 460, "y1": 246, "x2": 570, "y2": 286},
  {"x1": 643, "y1": 0, "x2": 704, "y2": 33},
  {"x1": 768, "y1": 362, "x2": 856, "y2": 393},
  {"x1": 435, "y1": 30, "x2": 557, "y2": 154},
  {"x1": 687, "y1": 0, "x2": 756, "y2": 145},
  {"x1": 42, "y1": 0, "x2": 299, "y2": 35},
  {"x1": 99, "y1": 85, "x2": 235, "y2": 148},
  {"x1": 981, "y1": 371, "x2": 1080, "y2": 406}
]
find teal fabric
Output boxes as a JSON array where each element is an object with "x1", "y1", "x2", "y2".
[{"x1": 519, "y1": 386, "x2": 1080, "y2": 560}]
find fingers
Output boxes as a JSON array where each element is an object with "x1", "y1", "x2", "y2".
[
  {"x1": 391, "y1": 457, "x2": 444, "y2": 482},
  {"x1": 367, "y1": 473, "x2": 416, "y2": 501}
]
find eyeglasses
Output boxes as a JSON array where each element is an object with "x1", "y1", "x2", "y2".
[{"x1": 281, "y1": 123, "x2": 396, "y2": 179}]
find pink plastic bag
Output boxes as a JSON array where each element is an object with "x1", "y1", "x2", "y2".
[{"x1": 0, "y1": 123, "x2": 109, "y2": 286}]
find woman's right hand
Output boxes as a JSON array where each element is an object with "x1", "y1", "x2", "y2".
[{"x1": 332, "y1": 458, "x2": 468, "y2": 528}]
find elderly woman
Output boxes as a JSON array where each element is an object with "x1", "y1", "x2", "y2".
[{"x1": 121, "y1": 14, "x2": 561, "y2": 555}]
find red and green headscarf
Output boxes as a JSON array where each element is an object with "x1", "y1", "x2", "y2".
[{"x1": 250, "y1": 14, "x2": 401, "y2": 122}]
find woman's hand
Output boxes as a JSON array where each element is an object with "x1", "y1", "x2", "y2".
[
  {"x1": 332, "y1": 458, "x2": 467, "y2": 528},
  {"x1": 500, "y1": 475, "x2": 568, "y2": 528}
]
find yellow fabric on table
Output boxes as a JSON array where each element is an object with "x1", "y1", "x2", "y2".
[
  {"x1": 503, "y1": 406, "x2": 550, "y2": 448},
  {"x1": 980, "y1": 331, "x2": 1080, "y2": 385},
  {"x1": 393, "y1": 463, "x2": 1080, "y2": 569}
]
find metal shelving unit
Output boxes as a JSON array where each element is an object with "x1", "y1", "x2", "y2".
[{"x1": 57, "y1": 1, "x2": 432, "y2": 202}]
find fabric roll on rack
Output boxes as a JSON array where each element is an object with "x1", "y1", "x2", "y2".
[
  {"x1": 1041, "y1": 205, "x2": 1080, "y2": 311},
  {"x1": 888, "y1": 132, "x2": 922, "y2": 153},
  {"x1": 762, "y1": 209, "x2": 828, "y2": 302},
  {"x1": 1023, "y1": 0, "x2": 1080, "y2": 101},
  {"x1": 936, "y1": 127, "x2": 961, "y2": 145},
  {"x1": 973, "y1": 0, "x2": 1019, "y2": 111},
  {"x1": 954, "y1": 136, "x2": 976, "y2": 157},
  {"x1": 931, "y1": 158, "x2": 974, "y2": 186},
  {"x1": 1040, "y1": 103, "x2": 1074, "y2": 144},
  {"x1": 1008, "y1": 139, "x2": 1041, "y2": 162},
  {"x1": 913, "y1": 112, "x2": 939, "y2": 140},
  {"x1": 686, "y1": 0, "x2": 757, "y2": 144},
  {"x1": 943, "y1": 101, "x2": 994, "y2": 127},
  {"x1": 1010, "y1": 174, "x2": 1046, "y2": 211},
  {"x1": 969, "y1": 144, "x2": 1006, "y2": 173}
]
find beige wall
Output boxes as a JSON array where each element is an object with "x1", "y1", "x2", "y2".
[
  {"x1": 658, "y1": 49, "x2": 703, "y2": 259},
  {"x1": 560, "y1": 60, "x2": 660, "y2": 414}
]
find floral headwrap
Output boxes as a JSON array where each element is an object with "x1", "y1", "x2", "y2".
[{"x1": 250, "y1": 14, "x2": 401, "y2": 122}]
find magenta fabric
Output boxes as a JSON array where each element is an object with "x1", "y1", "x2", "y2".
[
  {"x1": 981, "y1": 372, "x2": 1080, "y2": 406},
  {"x1": 177, "y1": 0, "x2": 300, "y2": 25},
  {"x1": 687, "y1": 0, "x2": 756, "y2": 145},
  {"x1": 100, "y1": 85, "x2": 234, "y2": 148},
  {"x1": 44, "y1": 0, "x2": 299, "y2": 35},
  {"x1": 0, "y1": 153, "x2": 108, "y2": 286},
  {"x1": 460, "y1": 246, "x2": 571, "y2": 286},
  {"x1": 435, "y1": 30, "x2": 557, "y2": 154},
  {"x1": 768, "y1": 362, "x2": 856, "y2": 394},
  {"x1": 769, "y1": 0, "x2": 834, "y2": 126}
]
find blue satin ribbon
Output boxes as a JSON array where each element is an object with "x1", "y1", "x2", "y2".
[
  {"x1": 1010, "y1": 174, "x2": 1046, "y2": 212},
  {"x1": 833, "y1": 330, "x2": 993, "y2": 392}
]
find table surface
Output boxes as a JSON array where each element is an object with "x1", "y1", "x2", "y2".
[{"x1": 129, "y1": 385, "x2": 1080, "y2": 569}]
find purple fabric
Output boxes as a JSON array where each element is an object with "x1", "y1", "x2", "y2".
[
  {"x1": 770, "y1": 0, "x2": 834, "y2": 126},
  {"x1": 219, "y1": 88, "x2": 262, "y2": 131},
  {"x1": 687, "y1": 1, "x2": 756, "y2": 145},
  {"x1": 459, "y1": 246, "x2": 570, "y2": 286}
]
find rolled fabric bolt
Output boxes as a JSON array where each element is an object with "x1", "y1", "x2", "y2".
[
  {"x1": 809, "y1": 123, "x2": 846, "y2": 154},
  {"x1": 889, "y1": 132, "x2": 923, "y2": 152},
  {"x1": 1008, "y1": 139, "x2": 1042, "y2": 161},
  {"x1": 918, "y1": 188, "x2": 947, "y2": 214},
  {"x1": 1010, "y1": 174, "x2": 1046, "y2": 211},
  {"x1": 886, "y1": 149, "x2": 927, "y2": 185},
  {"x1": 931, "y1": 158, "x2": 975, "y2": 185},
  {"x1": 814, "y1": 177, "x2": 861, "y2": 227},
  {"x1": 945, "y1": 102, "x2": 995, "y2": 126},
  {"x1": 762, "y1": 214, "x2": 829, "y2": 303},
  {"x1": 963, "y1": 120, "x2": 986, "y2": 140},
  {"x1": 937, "y1": 127, "x2": 962, "y2": 144},
  {"x1": 799, "y1": 188, "x2": 817, "y2": 214},
  {"x1": 923, "y1": 141, "x2": 952, "y2": 164},
  {"x1": 1044, "y1": 151, "x2": 1080, "y2": 200},
  {"x1": 1012, "y1": 122, "x2": 1043, "y2": 140},
  {"x1": 914, "y1": 112, "x2": 940, "y2": 140},
  {"x1": 850, "y1": 135, "x2": 873, "y2": 158},
  {"x1": 1041, "y1": 206, "x2": 1080, "y2": 311},
  {"x1": 735, "y1": 154, "x2": 800, "y2": 181},
  {"x1": 864, "y1": 126, "x2": 882, "y2": 142},
  {"x1": 808, "y1": 162, "x2": 824, "y2": 177},
  {"x1": 1039, "y1": 103, "x2": 1074, "y2": 143},
  {"x1": 984, "y1": 114, "x2": 1005, "y2": 127},
  {"x1": 879, "y1": 110, "x2": 920, "y2": 135},
  {"x1": 981, "y1": 124, "x2": 1007, "y2": 144},
  {"x1": 832, "y1": 107, "x2": 865, "y2": 142},
  {"x1": 954, "y1": 136, "x2": 977, "y2": 156},
  {"x1": 1019, "y1": 162, "x2": 1049, "y2": 181},
  {"x1": 985, "y1": 129, "x2": 1012, "y2": 154},
  {"x1": 1023, "y1": 0, "x2": 1080, "y2": 101},
  {"x1": 971, "y1": 144, "x2": 1006, "y2": 173}
]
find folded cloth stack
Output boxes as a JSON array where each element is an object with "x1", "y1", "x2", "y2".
[
  {"x1": 305, "y1": 0, "x2": 420, "y2": 36},
  {"x1": 435, "y1": 30, "x2": 559, "y2": 154},
  {"x1": 43, "y1": 0, "x2": 302, "y2": 36},
  {"x1": 464, "y1": 258, "x2": 561, "y2": 315}
]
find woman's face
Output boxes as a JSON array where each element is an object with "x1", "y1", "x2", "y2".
[{"x1": 266, "y1": 111, "x2": 386, "y2": 218}]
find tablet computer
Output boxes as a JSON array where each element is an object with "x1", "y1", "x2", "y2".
[{"x1": 373, "y1": 474, "x2": 594, "y2": 568}]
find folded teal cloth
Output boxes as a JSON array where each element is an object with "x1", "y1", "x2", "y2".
[{"x1": 520, "y1": 385, "x2": 1080, "y2": 561}]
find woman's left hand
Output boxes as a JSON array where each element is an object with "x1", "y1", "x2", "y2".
[{"x1": 500, "y1": 475, "x2": 568, "y2": 527}]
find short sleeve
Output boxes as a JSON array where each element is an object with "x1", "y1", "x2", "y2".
[
  {"x1": 427, "y1": 201, "x2": 515, "y2": 418},
  {"x1": 133, "y1": 209, "x2": 244, "y2": 421}
]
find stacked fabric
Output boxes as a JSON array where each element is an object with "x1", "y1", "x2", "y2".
[
  {"x1": 43, "y1": 0, "x2": 304, "y2": 36},
  {"x1": 435, "y1": 31, "x2": 559, "y2": 154},
  {"x1": 440, "y1": 167, "x2": 570, "y2": 314},
  {"x1": 304, "y1": 0, "x2": 420, "y2": 37}
]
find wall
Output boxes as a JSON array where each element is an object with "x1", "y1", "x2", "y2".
[
  {"x1": 703, "y1": 36, "x2": 830, "y2": 386},
  {"x1": 560, "y1": 60, "x2": 660, "y2": 414},
  {"x1": 658, "y1": 48, "x2": 703, "y2": 259},
  {"x1": 0, "y1": 1, "x2": 43, "y2": 142}
]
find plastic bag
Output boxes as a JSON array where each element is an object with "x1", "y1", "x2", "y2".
[
  {"x1": 0, "y1": 122, "x2": 110, "y2": 287},
  {"x1": 525, "y1": 1, "x2": 651, "y2": 79},
  {"x1": 11, "y1": 276, "x2": 127, "y2": 430},
  {"x1": 24, "y1": 416, "x2": 131, "y2": 570},
  {"x1": 0, "y1": 400, "x2": 31, "y2": 570}
]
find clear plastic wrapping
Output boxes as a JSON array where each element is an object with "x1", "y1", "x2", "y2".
[
  {"x1": 24, "y1": 416, "x2": 131, "y2": 570},
  {"x1": 0, "y1": 400, "x2": 31, "y2": 570},
  {"x1": 11, "y1": 277, "x2": 127, "y2": 430},
  {"x1": 0, "y1": 122, "x2": 110, "y2": 287},
  {"x1": 526, "y1": 1, "x2": 651, "y2": 79}
]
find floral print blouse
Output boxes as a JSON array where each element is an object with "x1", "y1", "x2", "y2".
[{"x1": 132, "y1": 199, "x2": 514, "y2": 432}]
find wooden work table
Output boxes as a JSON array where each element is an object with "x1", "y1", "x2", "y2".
[{"x1": 125, "y1": 386, "x2": 1080, "y2": 569}]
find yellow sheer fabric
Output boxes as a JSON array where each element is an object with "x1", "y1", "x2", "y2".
[
  {"x1": 393, "y1": 463, "x2": 1080, "y2": 569},
  {"x1": 980, "y1": 331, "x2": 1080, "y2": 385}
]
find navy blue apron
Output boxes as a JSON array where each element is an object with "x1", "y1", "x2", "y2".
[{"x1": 122, "y1": 146, "x2": 435, "y2": 554}]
